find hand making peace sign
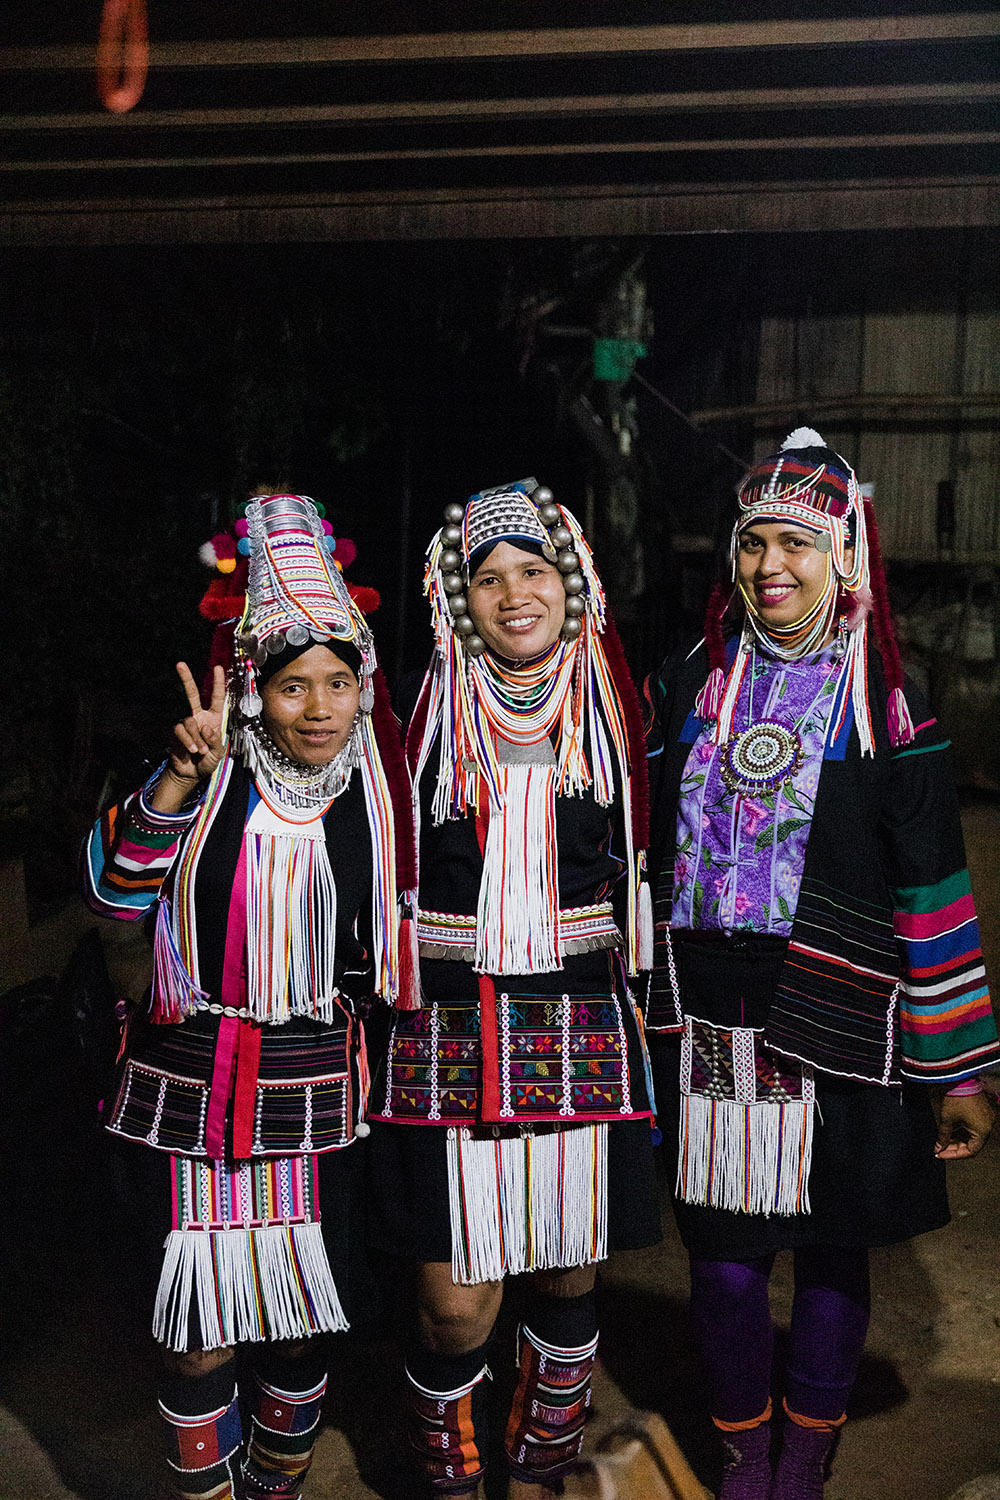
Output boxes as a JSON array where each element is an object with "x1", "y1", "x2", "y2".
[
  {"x1": 150, "y1": 663, "x2": 228, "y2": 815},
  {"x1": 169, "y1": 662, "x2": 227, "y2": 782}
]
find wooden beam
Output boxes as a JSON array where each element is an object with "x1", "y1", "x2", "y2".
[
  {"x1": 1, "y1": 13, "x2": 998, "y2": 70},
  {"x1": 690, "y1": 393, "x2": 1000, "y2": 423},
  {"x1": 1, "y1": 176, "x2": 997, "y2": 244},
  {"x1": 5, "y1": 130, "x2": 998, "y2": 173},
  {"x1": 4, "y1": 81, "x2": 998, "y2": 134}
]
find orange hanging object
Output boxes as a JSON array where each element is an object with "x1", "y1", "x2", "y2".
[{"x1": 96, "y1": 0, "x2": 148, "y2": 113}]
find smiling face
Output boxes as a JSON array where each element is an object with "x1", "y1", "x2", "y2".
[
  {"x1": 259, "y1": 644, "x2": 361, "y2": 765},
  {"x1": 466, "y1": 540, "x2": 567, "y2": 661},
  {"x1": 736, "y1": 521, "x2": 842, "y2": 631}
]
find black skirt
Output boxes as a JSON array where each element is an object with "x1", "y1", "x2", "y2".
[
  {"x1": 366, "y1": 1117, "x2": 662, "y2": 1265},
  {"x1": 650, "y1": 1034, "x2": 949, "y2": 1259},
  {"x1": 111, "y1": 1138, "x2": 380, "y2": 1338}
]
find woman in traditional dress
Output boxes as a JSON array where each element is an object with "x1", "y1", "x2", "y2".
[
  {"x1": 83, "y1": 493, "x2": 413, "y2": 1500},
  {"x1": 645, "y1": 430, "x2": 999, "y2": 1499},
  {"x1": 368, "y1": 479, "x2": 660, "y2": 1498}
]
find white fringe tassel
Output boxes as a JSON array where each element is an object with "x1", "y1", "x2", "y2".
[
  {"x1": 637, "y1": 881, "x2": 654, "y2": 971},
  {"x1": 152, "y1": 1222, "x2": 349, "y2": 1352},
  {"x1": 245, "y1": 828, "x2": 339, "y2": 1023},
  {"x1": 677, "y1": 1095, "x2": 814, "y2": 1217},
  {"x1": 447, "y1": 1124, "x2": 608, "y2": 1285},
  {"x1": 474, "y1": 764, "x2": 562, "y2": 975}
]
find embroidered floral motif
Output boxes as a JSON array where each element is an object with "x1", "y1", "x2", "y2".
[{"x1": 673, "y1": 651, "x2": 841, "y2": 934}]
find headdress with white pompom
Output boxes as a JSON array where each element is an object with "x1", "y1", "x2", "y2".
[{"x1": 695, "y1": 429, "x2": 913, "y2": 756}]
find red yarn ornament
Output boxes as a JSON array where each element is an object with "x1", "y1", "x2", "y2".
[{"x1": 600, "y1": 612, "x2": 650, "y2": 852}]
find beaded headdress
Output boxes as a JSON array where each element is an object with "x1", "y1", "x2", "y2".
[
  {"x1": 412, "y1": 479, "x2": 651, "y2": 975},
  {"x1": 697, "y1": 428, "x2": 913, "y2": 756}
]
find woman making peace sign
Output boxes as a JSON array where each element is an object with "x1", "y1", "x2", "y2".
[{"x1": 83, "y1": 493, "x2": 412, "y2": 1500}]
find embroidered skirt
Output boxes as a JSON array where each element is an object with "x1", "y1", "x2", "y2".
[
  {"x1": 113, "y1": 1137, "x2": 379, "y2": 1351},
  {"x1": 367, "y1": 1117, "x2": 660, "y2": 1280}
]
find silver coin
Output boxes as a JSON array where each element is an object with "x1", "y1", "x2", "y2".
[{"x1": 285, "y1": 624, "x2": 310, "y2": 646}]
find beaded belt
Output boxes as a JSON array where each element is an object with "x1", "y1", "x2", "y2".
[{"x1": 417, "y1": 903, "x2": 621, "y2": 962}]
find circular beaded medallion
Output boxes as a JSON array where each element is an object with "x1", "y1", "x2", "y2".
[{"x1": 719, "y1": 719, "x2": 804, "y2": 797}]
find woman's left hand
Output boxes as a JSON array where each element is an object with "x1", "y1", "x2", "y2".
[{"x1": 934, "y1": 1089, "x2": 996, "y2": 1159}]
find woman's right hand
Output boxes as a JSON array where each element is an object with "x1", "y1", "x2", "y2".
[{"x1": 151, "y1": 663, "x2": 227, "y2": 812}]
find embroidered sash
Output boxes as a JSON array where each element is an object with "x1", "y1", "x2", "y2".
[{"x1": 677, "y1": 1016, "x2": 815, "y2": 1216}]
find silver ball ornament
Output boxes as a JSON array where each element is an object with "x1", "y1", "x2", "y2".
[
  {"x1": 439, "y1": 548, "x2": 461, "y2": 572},
  {"x1": 465, "y1": 634, "x2": 487, "y2": 657},
  {"x1": 563, "y1": 594, "x2": 586, "y2": 617},
  {"x1": 443, "y1": 503, "x2": 465, "y2": 525},
  {"x1": 442, "y1": 572, "x2": 464, "y2": 595},
  {"x1": 556, "y1": 550, "x2": 580, "y2": 574},
  {"x1": 564, "y1": 572, "x2": 586, "y2": 595},
  {"x1": 441, "y1": 525, "x2": 462, "y2": 546},
  {"x1": 447, "y1": 592, "x2": 468, "y2": 616},
  {"x1": 533, "y1": 486, "x2": 554, "y2": 506},
  {"x1": 453, "y1": 612, "x2": 476, "y2": 637},
  {"x1": 550, "y1": 525, "x2": 572, "y2": 548},
  {"x1": 560, "y1": 618, "x2": 583, "y2": 641},
  {"x1": 538, "y1": 503, "x2": 561, "y2": 526}
]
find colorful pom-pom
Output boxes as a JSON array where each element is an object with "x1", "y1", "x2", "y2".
[
  {"x1": 321, "y1": 519, "x2": 334, "y2": 535},
  {"x1": 334, "y1": 559, "x2": 343, "y2": 571},
  {"x1": 887, "y1": 685, "x2": 915, "y2": 748},
  {"x1": 234, "y1": 518, "x2": 249, "y2": 538},
  {"x1": 313, "y1": 501, "x2": 325, "y2": 517},
  {"x1": 198, "y1": 541, "x2": 219, "y2": 569},
  {"x1": 217, "y1": 557, "x2": 237, "y2": 575},
  {"x1": 334, "y1": 538, "x2": 357, "y2": 569},
  {"x1": 694, "y1": 666, "x2": 725, "y2": 723},
  {"x1": 237, "y1": 536, "x2": 251, "y2": 556}
]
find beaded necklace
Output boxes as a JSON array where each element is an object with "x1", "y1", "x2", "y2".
[{"x1": 236, "y1": 716, "x2": 361, "y2": 822}]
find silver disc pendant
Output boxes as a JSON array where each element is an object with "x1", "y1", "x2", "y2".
[
  {"x1": 719, "y1": 719, "x2": 803, "y2": 797},
  {"x1": 241, "y1": 691, "x2": 263, "y2": 718}
]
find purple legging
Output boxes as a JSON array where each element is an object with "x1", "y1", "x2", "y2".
[{"x1": 689, "y1": 1246, "x2": 871, "y2": 1424}]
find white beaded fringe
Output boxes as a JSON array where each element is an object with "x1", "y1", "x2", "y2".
[
  {"x1": 447, "y1": 1123, "x2": 608, "y2": 1284},
  {"x1": 676, "y1": 1094, "x2": 814, "y2": 1217},
  {"x1": 152, "y1": 1222, "x2": 349, "y2": 1352}
]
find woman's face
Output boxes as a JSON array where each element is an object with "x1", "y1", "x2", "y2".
[
  {"x1": 466, "y1": 540, "x2": 567, "y2": 661},
  {"x1": 260, "y1": 645, "x2": 360, "y2": 765},
  {"x1": 736, "y1": 521, "x2": 836, "y2": 629}
]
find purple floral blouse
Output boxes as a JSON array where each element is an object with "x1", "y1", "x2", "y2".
[{"x1": 671, "y1": 646, "x2": 843, "y2": 935}]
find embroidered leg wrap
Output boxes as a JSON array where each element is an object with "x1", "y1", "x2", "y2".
[
  {"x1": 406, "y1": 1341, "x2": 492, "y2": 1494},
  {"x1": 242, "y1": 1342, "x2": 330, "y2": 1500},
  {"x1": 504, "y1": 1289, "x2": 599, "y2": 1484},
  {"x1": 158, "y1": 1362, "x2": 242, "y2": 1500}
]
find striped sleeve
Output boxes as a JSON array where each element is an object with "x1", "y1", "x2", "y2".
[
  {"x1": 893, "y1": 869, "x2": 996, "y2": 1080},
  {"x1": 81, "y1": 767, "x2": 201, "y2": 920},
  {"x1": 882, "y1": 692, "x2": 1000, "y2": 1082}
]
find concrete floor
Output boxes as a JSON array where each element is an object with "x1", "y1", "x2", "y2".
[{"x1": 2, "y1": 800, "x2": 1000, "y2": 1500}]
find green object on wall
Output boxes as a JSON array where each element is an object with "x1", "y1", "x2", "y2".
[{"x1": 592, "y1": 337, "x2": 647, "y2": 381}]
